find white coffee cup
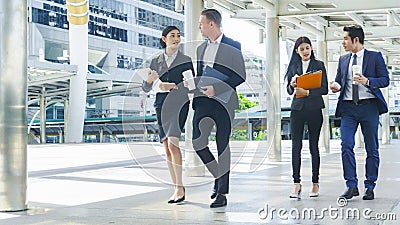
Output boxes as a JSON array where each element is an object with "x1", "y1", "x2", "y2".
[
  {"x1": 183, "y1": 70, "x2": 196, "y2": 90},
  {"x1": 352, "y1": 65, "x2": 361, "y2": 84}
]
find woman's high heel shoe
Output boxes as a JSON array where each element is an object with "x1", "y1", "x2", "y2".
[
  {"x1": 309, "y1": 183, "x2": 319, "y2": 197},
  {"x1": 174, "y1": 187, "x2": 185, "y2": 203},
  {"x1": 289, "y1": 183, "x2": 302, "y2": 199}
]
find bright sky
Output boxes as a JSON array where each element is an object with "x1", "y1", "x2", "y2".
[{"x1": 221, "y1": 13, "x2": 265, "y2": 57}]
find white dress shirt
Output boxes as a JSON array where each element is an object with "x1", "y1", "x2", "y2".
[
  {"x1": 343, "y1": 48, "x2": 375, "y2": 100},
  {"x1": 202, "y1": 33, "x2": 223, "y2": 70},
  {"x1": 163, "y1": 49, "x2": 178, "y2": 68}
]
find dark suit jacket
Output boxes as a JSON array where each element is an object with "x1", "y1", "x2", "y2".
[
  {"x1": 142, "y1": 50, "x2": 194, "y2": 108},
  {"x1": 286, "y1": 58, "x2": 328, "y2": 111},
  {"x1": 334, "y1": 49, "x2": 390, "y2": 117},
  {"x1": 193, "y1": 35, "x2": 246, "y2": 111}
]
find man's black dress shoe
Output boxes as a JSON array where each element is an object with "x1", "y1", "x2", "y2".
[
  {"x1": 340, "y1": 187, "x2": 359, "y2": 199},
  {"x1": 210, "y1": 194, "x2": 227, "y2": 208},
  {"x1": 362, "y1": 188, "x2": 374, "y2": 200}
]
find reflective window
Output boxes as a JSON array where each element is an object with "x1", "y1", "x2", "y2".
[
  {"x1": 136, "y1": 8, "x2": 184, "y2": 36},
  {"x1": 138, "y1": 33, "x2": 160, "y2": 48}
]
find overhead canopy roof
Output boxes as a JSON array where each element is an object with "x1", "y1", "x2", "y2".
[
  {"x1": 27, "y1": 58, "x2": 142, "y2": 106},
  {"x1": 214, "y1": 0, "x2": 400, "y2": 65}
]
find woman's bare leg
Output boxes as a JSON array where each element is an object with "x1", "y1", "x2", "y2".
[
  {"x1": 168, "y1": 136, "x2": 184, "y2": 198},
  {"x1": 163, "y1": 139, "x2": 176, "y2": 200}
]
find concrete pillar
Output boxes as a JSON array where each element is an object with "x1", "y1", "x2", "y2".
[
  {"x1": 65, "y1": 0, "x2": 89, "y2": 143},
  {"x1": 316, "y1": 24, "x2": 330, "y2": 153},
  {"x1": 381, "y1": 17, "x2": 394, "y2": 144},
  {"x1": 0, "y1": 0, "x2": 28, "y2": 211},
  {"x1": 142, "y1": 48, "x2": 148, "y2": 142},
  {"x1": 247, "y1": 120, "x2": 253, "y2": 140},
  {"x1": 63, "y1": 98, "x2": 68, "y2": 140},
  {"x1": 380, "y1": 67, "x2": 391, "y2": 144},
  {"x1": 183, "y1": 0, "x2": 205, "y2": 176},
  {"x1": 40, "y1": 88, "x2": 47, "y2": 144},
  {"x1": 99, "y1": 127, "x2": 104, "y2": 143},
  {"x1": 58, "y1": 129, "x2": 63, "y2": 143},
  {"x1": 265, "y1": 11, "x2": 281, "y2": 161}
]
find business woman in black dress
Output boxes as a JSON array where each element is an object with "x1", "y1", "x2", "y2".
[
  {"x1": 285, "y1": 36, "x2": 328, "y2": 199},
  {"x1": 142, "y1": 26, "x2": 194, "y2": 203}
]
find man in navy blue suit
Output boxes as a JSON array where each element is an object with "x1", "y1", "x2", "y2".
[
  {"x1": 330, "y1": 25, "x2": 390, "y2": 200},
  {"x1": 191, "y1": 9, "x2": 246, "y2": 208}
]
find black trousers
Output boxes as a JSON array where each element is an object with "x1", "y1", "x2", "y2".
[
  {"x1": 192, "y1": 101, "x2": 233, "y2": 194},
  {"x1": 290, "y1": 109, "x2": 323, "y2": 183}
]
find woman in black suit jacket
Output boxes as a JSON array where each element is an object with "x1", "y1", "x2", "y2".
[
  {"x1": 285, "y1": 36, "x2": 328, "y2": 199},
  {"x1": 142, "y1": 26, "x2": 194, "y2": 204}
]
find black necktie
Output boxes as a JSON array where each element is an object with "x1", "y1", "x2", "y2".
[{"x1": 352, "y1": 54, "x2": 359, "y2": 104}]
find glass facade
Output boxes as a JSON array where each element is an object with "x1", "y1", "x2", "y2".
[
  {"x1": 117, "y1": 55, "x2": 144, "y2": 70},
  {"x1": 138, "y1": 33, "x2": 161, "y2": 48},
  {"x1": 142, "y1": 0, "x2": 176, "y2": 11},
  {"x1": 31, "y1": 0, "x2": 128, "y2": 42},
  {"x1": 136, "y1": 8, "x2": 184, "y2": 34}
]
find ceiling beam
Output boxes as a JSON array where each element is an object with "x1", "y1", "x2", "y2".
[
  {"x1": 283, "y1": 17, "x2": 323, "y2": 36},
  {"x1": 251, "y1": 0, "x2": 274, "y2": 11},
  {"x1": 278, "y1": 0, "x2": 400, "y2": 17},
  {"x1": 345, "y1": 13, "x2": 365, "y2": 27},
  {"x1": 326, "y1": 26, "x2": 400, "y2": 41},
  {"x1": 225, "y1": 0, "x2": 247, "y2": 9},
  {"x1": 387, "y1": 10, "x2": 400, "y2": 26},
  {"x1": 232, "y1": 9, "x2": 265, "y2": 20}
]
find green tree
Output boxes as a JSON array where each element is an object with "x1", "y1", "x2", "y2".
[{"x1": 237, "y1": 93, "x2": 259, "y2": 112}]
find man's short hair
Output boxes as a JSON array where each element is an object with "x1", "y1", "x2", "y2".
[
  {"x1": 343, "y1": 25, "x2": 364, "y2": 45},
  {"x1": 201, "y1": 8, "x2": 222, "y2": 28}
]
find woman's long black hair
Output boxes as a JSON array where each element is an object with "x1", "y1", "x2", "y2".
[
  {"x1": 284, "y1": 36, "x2": 315, "y2": 82},
  {"x1": 159, "y1": 26, "x2": 180, "y2": 49}
]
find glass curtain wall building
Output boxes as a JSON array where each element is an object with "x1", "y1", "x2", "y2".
[{"x1": 28, "y1": 0, "x2": 184, "y2": 116}]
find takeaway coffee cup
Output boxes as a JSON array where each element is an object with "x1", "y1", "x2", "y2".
[{"x1": 352, "y1": 65, "x2": 361, "y2": 84}]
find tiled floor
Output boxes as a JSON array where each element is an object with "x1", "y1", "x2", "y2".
[{"x1": 1, "y1": 140, "x2": 398, "y2": 224}]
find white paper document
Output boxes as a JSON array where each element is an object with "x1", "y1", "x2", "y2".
[
  {"x1": 152, "y1": 79, "x2": 170, "y2": 93},
  {"x1": 135, "y1": 68, "x2": 151, "y2": 80}
]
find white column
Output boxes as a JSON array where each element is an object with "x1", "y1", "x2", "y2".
[
  {"x1": 381, "y1": 15, "x2": 394, "y2": 144},
  {"x1": 99, "y1": 128, "x2": 104, "y2": 143},
  {"x1": 184, "y1": 0, "x2": 205, "y2": 176},
  {"x1": 40, "y1": 88, "x2": 47, "y2": 144},
  {"x1": 63, "y1": 98, "x2": 68, "y2": 140},
  {"x1": 58, "y1": 129, "x2": 63, "y2": 143},
  {"x1": 265, "y1": 11, "x2": 281, "y2": 161},
  {"x1": 381, "y1": 67, "x2": 392, "y2": 144},
  {"x1": 0, "y1": 0, "x2": 28, "y2": 211},
  {"x1": 142, "y1": 48, "x2": 148, "y2": 142},
  {"x1": 65, "y1": 0, "x2": 89, "y2": 143},
  {"x1": 316, "y1": 24, "x2": 330, "y2": 153}
]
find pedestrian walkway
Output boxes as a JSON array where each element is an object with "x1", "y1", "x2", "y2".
[{"x1": 0, "y1": 140, "x2": 398, "y2": 224}]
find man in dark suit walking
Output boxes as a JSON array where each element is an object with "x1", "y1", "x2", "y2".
[
  {"x1": 330, "y1": 25, "x2": 390, "y2": 200},
  {"x1": 192, "y1": 8, "x2": 246, "y2": 208}
]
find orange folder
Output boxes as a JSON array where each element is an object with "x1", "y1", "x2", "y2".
[{"x1": 296, "y1": 70, "x2": 322, "y2": 98}]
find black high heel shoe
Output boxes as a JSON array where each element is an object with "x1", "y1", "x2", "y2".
[
  {"x1": 174, "y1": 187, "x2": 185, "y2": 203},
  {"x1": 289, "y1": 183, "x2": 302, "y2": 199}
]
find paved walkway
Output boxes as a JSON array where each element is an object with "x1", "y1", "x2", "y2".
[{"x1": 0, "y1": 140, "x2": 399, "y2": 224}]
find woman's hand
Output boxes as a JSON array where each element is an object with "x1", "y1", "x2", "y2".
[
  {"x1": 295, "y1": 87, "x2": 309, "y2": 96},
  {"x1": 146, "y1": 70, "x2": 158, "y2": 84},
  {"x1": 159, "y1": 82, "x2": 177, "y2": 91},
  {"x1": 290, "y1": 74, "x2": 299, "y2": 87}
]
